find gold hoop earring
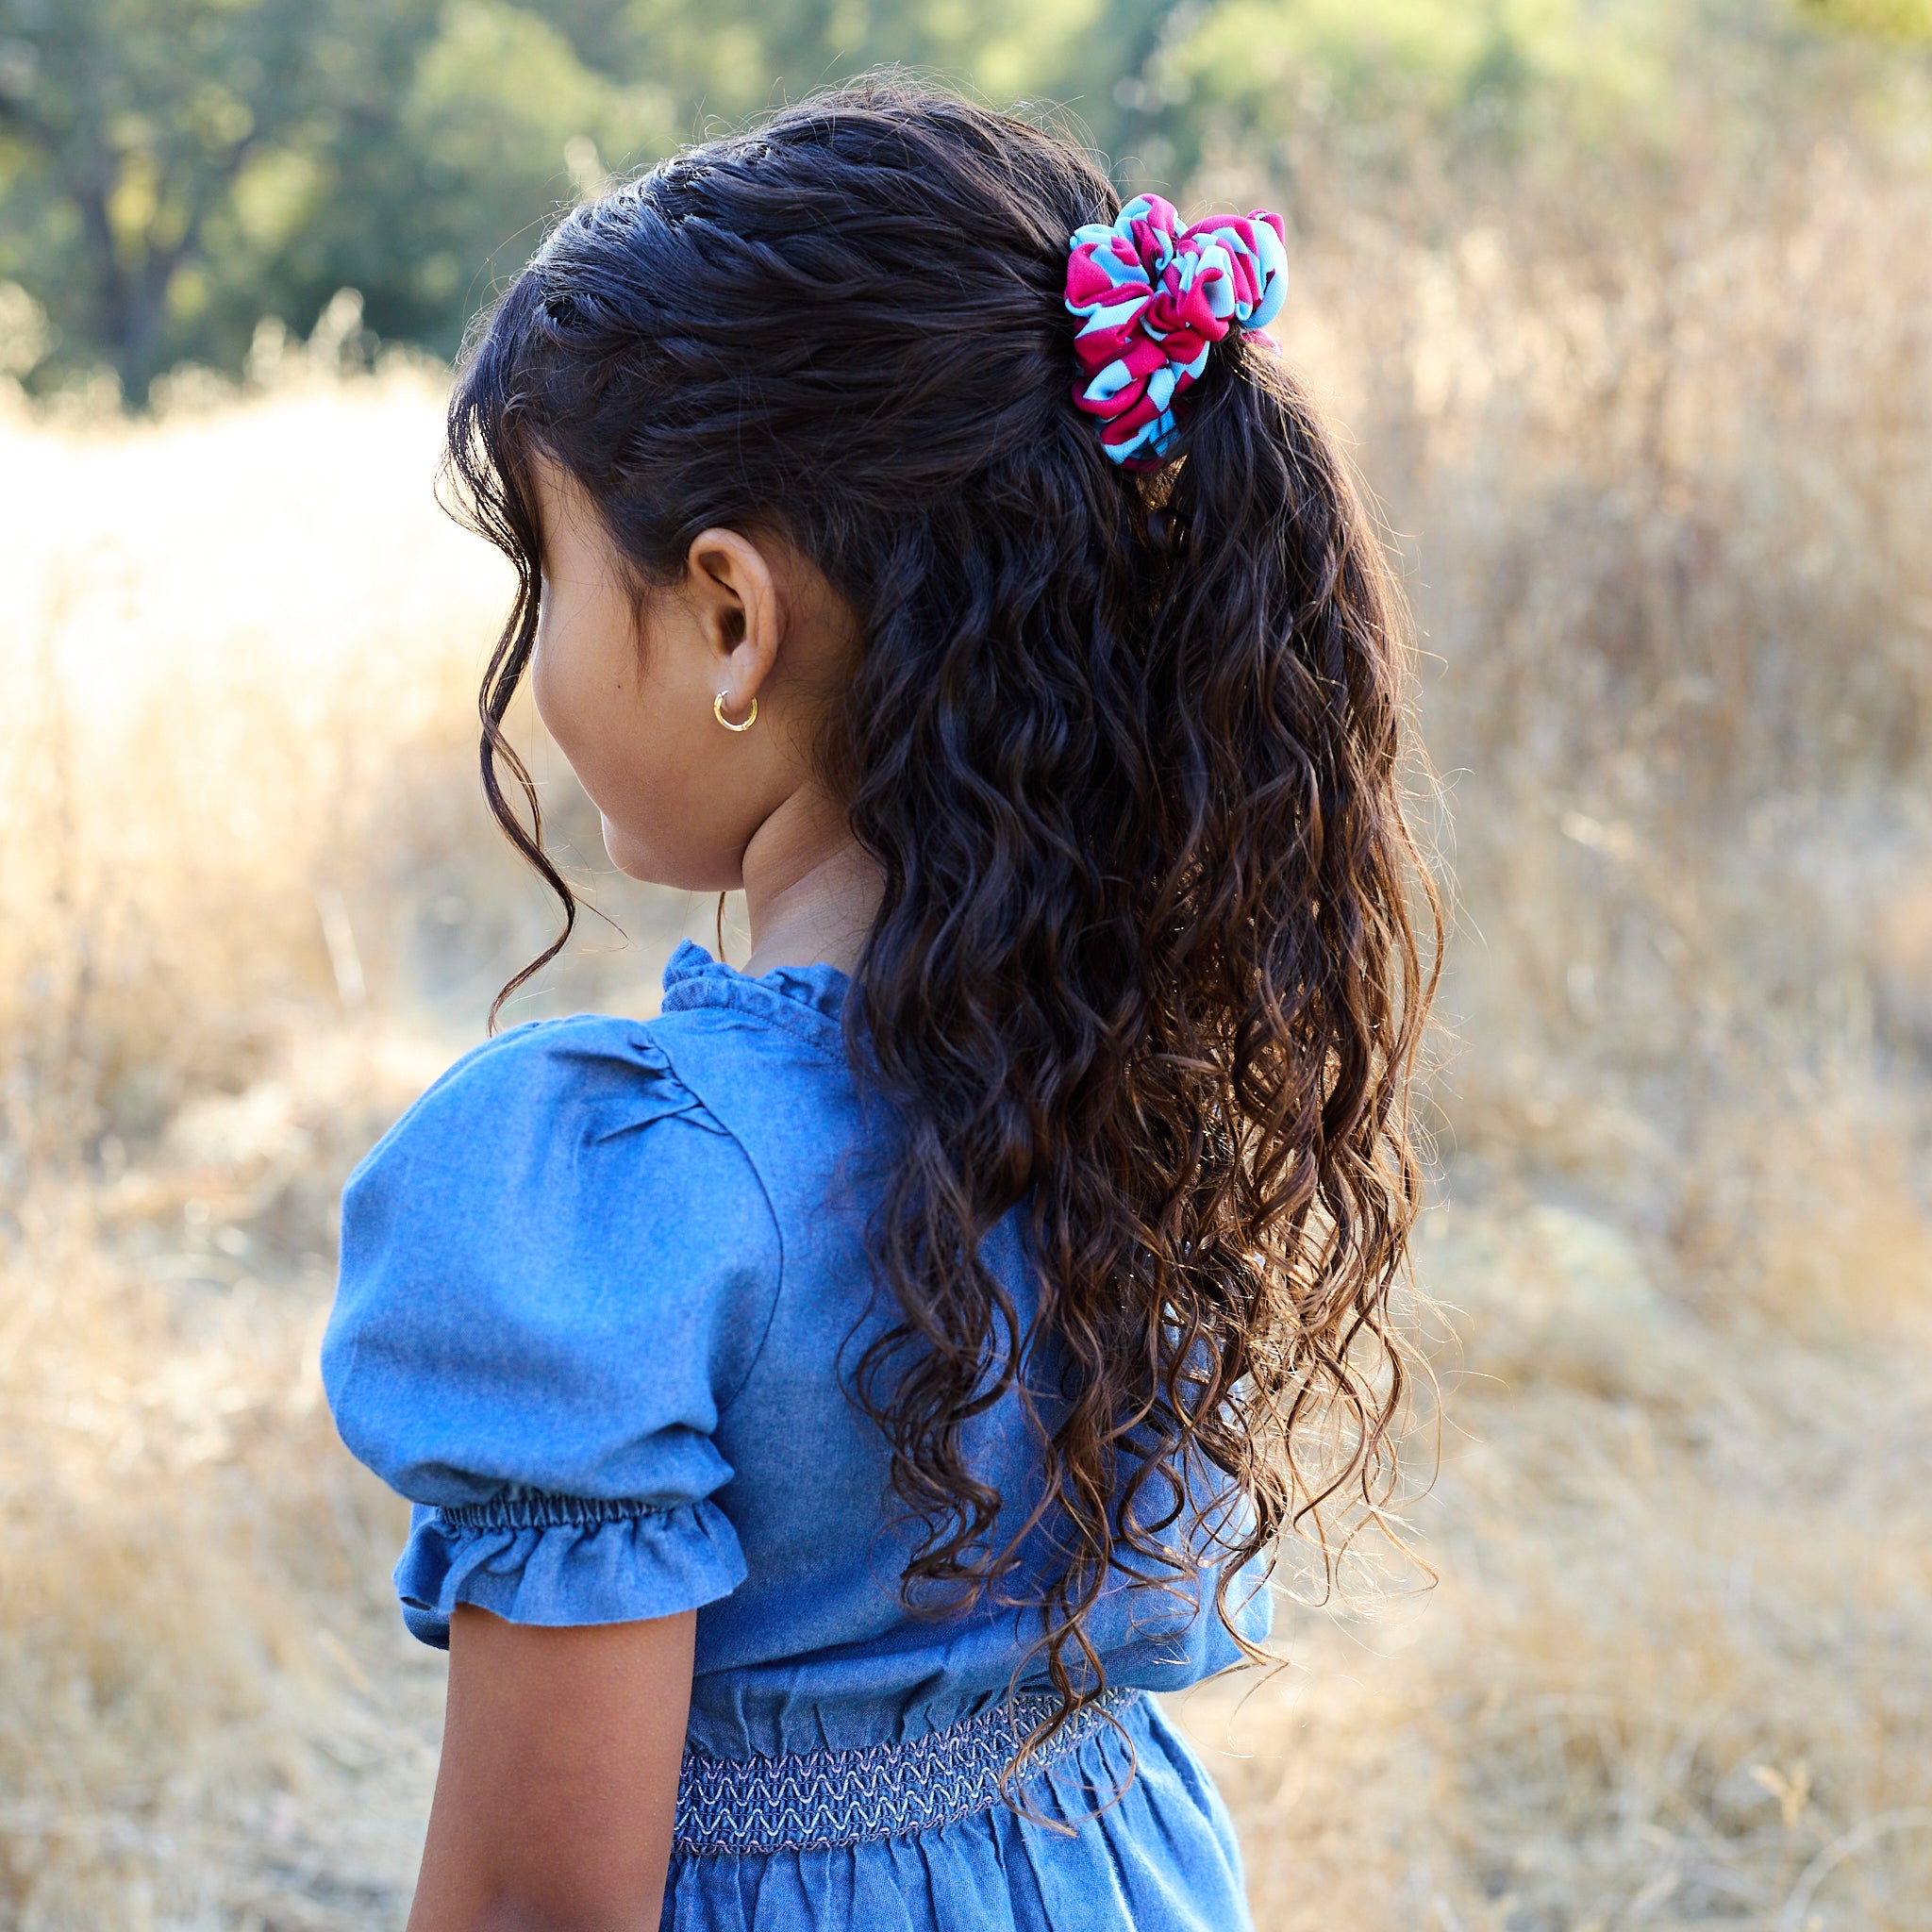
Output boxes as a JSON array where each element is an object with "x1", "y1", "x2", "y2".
[{"x1": 713, "y1": 692, "x2": 758, "y2": 733}]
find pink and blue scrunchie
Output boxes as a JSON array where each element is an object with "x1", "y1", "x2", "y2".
[{"x1": 1064, "y1": 193, "x2": 1289, "y2": 469}]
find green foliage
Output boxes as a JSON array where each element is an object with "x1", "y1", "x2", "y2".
[
  {"x1": 1175, "y1": 0, "x2": 1672, "y2": 121},
  {"x1": 320, "y1": 2, "x2": 671, "y2": 352},
  {"x1": 0, "y1": 0, "x2": 448, "y2": 400},
  {"x1": 1800, "y1": 0, "x2": 1932, "y2": 39},
  {"x1": 0, "y1": 0, "x2": 669, "y2": 399},
  {"x1": 0, "y1": 0, "x2": 1923, "y2": 403}
]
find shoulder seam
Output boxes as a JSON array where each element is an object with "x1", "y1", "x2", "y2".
[{"x1": 644, "y1": 1027, "x2": 788, "y2": 1419}]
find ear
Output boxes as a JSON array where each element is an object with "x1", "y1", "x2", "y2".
[{"x1": 683, "y1": 528, "x2": 784, "y2": 716}]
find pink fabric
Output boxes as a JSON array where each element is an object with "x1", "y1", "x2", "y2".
[{"x1": 1064, "y1": 194, "x2": 1288, "y2": 468}]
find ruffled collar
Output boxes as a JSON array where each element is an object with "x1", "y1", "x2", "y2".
[{"x1": 659, "y1": 939, "x2": 852, "y2": 1050}]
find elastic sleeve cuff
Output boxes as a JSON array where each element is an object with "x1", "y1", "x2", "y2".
[{"x1": 393, "y1": 1494, "x2": 747, "y2": 1650}]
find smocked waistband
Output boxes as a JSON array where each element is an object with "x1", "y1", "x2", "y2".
[{"x1": 672, "y1": 1688, "x2": 1143, "y2": 1858}]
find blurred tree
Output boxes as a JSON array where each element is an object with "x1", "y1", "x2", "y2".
[
  {"x1": 1799, "y1": 0, "x2": 1932, "y2": 36},
  {"x1": 277, "y1": 2, "x2": 673, "y2": 368},
  {"x1": 1147, "y1": 0, "x2": 1695, "y2": 197},
  {"x1": 0, "y1": 0, "x2": 444, "y2": 402},
  {"x1": 0, "y1": 0, "x2": 1919, "y2": 403},
  {"x1": 0, "y1": 0, "x2": 668, "y2": 400},
  {"x1": 0, "y1": 0, "x2": 1200, "y2": 400}
]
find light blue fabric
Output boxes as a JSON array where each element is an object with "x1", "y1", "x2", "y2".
[{"x1": 324, "y1": 941, "x2": 1265, "y2": 1930}]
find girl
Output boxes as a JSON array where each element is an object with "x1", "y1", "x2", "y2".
[{"x1": 324, "y1": 81, "x2": 1434, "y2": 1932}]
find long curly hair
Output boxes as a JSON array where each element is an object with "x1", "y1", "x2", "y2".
[{"x1": 441, "y1": 80, "x2": 1440, "y2": 1753}]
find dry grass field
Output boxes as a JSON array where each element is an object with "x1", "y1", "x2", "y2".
[{"x1": 4, "y1": 122, "x2": 1932, "y2": 1929}]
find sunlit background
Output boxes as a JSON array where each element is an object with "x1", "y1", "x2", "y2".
[{"x1": 4, "y1": 2, "x2": 1932, "y2": 1925}]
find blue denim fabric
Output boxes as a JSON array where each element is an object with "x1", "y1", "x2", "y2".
[{"x1": 324, "y1": 941, "x2": 1262, "y2": 1930}]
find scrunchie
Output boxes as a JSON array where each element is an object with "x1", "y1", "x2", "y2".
[{"x1": 1064, "y1": 194, "x2": 1289, "y2": 469}]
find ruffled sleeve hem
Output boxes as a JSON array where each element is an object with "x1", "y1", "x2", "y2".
[{"x1": 393, "y1": 1493, "x2": 747, "y2": 1650}]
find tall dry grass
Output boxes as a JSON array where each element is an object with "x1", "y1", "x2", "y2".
[
  {"x1": 3, "y1": 102, "x2": 1931, "y2": 1931},
  {"x1": 0, "y1": 357, "x2": 697, "y2": 1926},
  {"x1": 1191, "y1": 101, "x2": 1932, "y2": 1932}
]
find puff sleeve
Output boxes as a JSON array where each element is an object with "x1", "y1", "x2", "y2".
[{"x1": 321, "y1": 1015, "x2": 780, "y2": 1648}]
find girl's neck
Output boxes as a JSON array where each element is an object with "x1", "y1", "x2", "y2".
[{"x1": 737, "y1": 787, "x2": 881, "y2": 979}]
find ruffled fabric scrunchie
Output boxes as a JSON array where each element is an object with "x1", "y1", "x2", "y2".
[{"x1": 1064, "y1": 193, "x2": 1289, "y2": 469}]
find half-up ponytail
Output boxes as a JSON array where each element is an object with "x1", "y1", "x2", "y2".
[
  {"x1": 443, "y1": 77, "x2": 1439, "y2": 1757},
  {"x1": 1148, "y1": 329, "x2": 1435, "y2": 1604}
]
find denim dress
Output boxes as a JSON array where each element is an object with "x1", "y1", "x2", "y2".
[{"x1": 323, "y1": 941, "x2": 1264, "y2": 1931}]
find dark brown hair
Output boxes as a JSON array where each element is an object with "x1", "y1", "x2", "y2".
[{"x1": 442, "y1": 79, "x2": 1439, "y2": 1754}]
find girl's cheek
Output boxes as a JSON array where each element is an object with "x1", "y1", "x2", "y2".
[
  {"x1": 530, "y1": 618, "x2": 595, "y2": 767},
  {"x1": 529, "y1": 622, "x2": 564, "y2": 741}
]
